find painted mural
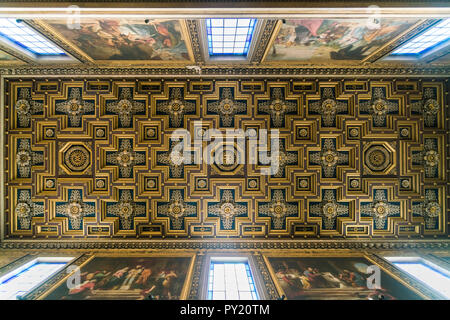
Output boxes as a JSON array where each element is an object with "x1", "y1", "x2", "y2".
[
  {"x1": 0, "y1": 50, "x2": 19, "y2": 61},
  {"x1": 44, "y1": 256, "x2": 192, "y2": 300},
  {"x1": 44, "y1": 19, "x2": 191, "y2": 61},
  {"x1": 266, "y1": 19, "x2": 419, "y2": 62},
  {"x1": 267, "y1": 256, "x2": 422, "y2": 300}
]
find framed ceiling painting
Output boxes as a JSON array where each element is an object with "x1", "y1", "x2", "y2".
[
  {"x1": 262, "y1": 18, "x2": 431, "y2": 64},
  {"x1": 0, "y1": 49, "x2": 27, "y2": 66},
  {"x1": 263, "y1": 252, "x2": 430, "y2": 300},
  {"x1": 27, "y1": 18, "x2": 195, "y2": 65},
  {"x1": 38, "y1": 253, "x2": 196, "y2": 300}
]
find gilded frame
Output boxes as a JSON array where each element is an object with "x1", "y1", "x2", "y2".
[
  {"x1": 261, "y1": 250, "x2": 437, "y2": 300},
  {"x1": 28, "y1": 251, "x2": 197, "y2": 300},
  {"x1": 27, "y1": 19, "x2": 196, "y2": 65},
  {"x1": 260, "y1": 19, "x2": 437, "y2": 65}
]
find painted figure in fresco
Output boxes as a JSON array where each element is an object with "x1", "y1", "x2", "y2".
[
  {"x1": 121, "y1": 265, "x2": 144, "y2": 290},
  {"x1": 103, "y1": 266, "x2": 129, "y2": 289},
  {"x1": 49, "y1": 19, "x2": 188, "y2": 61},
  {"x1": 338, "y1": 269, "x2": 366, "y2": 288},
  {"x1": 135, "y1": 267, "x2": 152, "y2": 288}
]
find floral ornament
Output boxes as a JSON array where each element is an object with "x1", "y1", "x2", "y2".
[
  {"x1": 56, "y1": 88, "x2": 94, "y2": 127},
  {"x1": 412, "y1": 189, "x2": 441, "y2": 229},
  {"x1": 359, "y1": 88, "x2": 398, "y2": 127},
  {"x1": 412, "y1": 138, "x2": 439, "y2": 178},
  {"x1": 207, "y1": 87, "x2": 247, "y2": 127},
  {"x1": 106, "y1": 139, "x2": 146, "y2": 178},
  {"x1": 156, "y1": 87, "x2": 196, "y2": 127},
  {"x1": 107, "y1": 190, "x2": 146, "y2": 230},
  {"x1": 157, "y1": 190, "x2": 197, "y2": 230},
  {"x1": 258, "y1": 190, "x2": 298, "y2": 229},
  {"x1": 156, "y1": 141, "x2": 190, "y2": 178},
  {"x1": 55, "y1": 190, "x2": 95, "y2": 230},
  {"x1": 15, "y1": 88, "x2": 44, "y2": 128},
  {"x1": 16, "y1": 138, "x2": 44, "y2": 178},
  {"x1": 106, "y1": 88, "x2": 145, "y2": 127},
  {"x1": 360, "y1": 189, "x2": 400, "y2": 229},
  {"x1": 411, "y1": 88, "x2": 439, "y2": 127},
  {"x1": 15, "y1": 190, "x2": 44, "y2": 230},
  {"x1": 309, "y1": 87, "x2": 347, "y2": 127},
  {"x1": 258, "y1": 87, "x2": 297, "y2": 127},
  {"x1": 259, "y1": 139, "x2": 298, "y2": 178},
  {"x1": 309, "y1": 138, "x2": 349, "y2": 178},
  {"x1": 309, "y1": 190, "x2": 348, "y2": 230},
  {"x1": 208, "y1": 190, "x2": 247, "y2": 230}
]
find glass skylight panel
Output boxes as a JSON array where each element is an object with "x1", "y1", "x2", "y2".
[
  {"x1": 207, "y1": 259, "x2": 259, "y2": 300},
  {"x1": 0, "y1": 257, "x2": 73, "y2": 300},
  {"x1": 0, "y1": 18, "x2": 66, "y2": 56},
  {"x1": 206, "y1": 18, "x2": 257, "y2": 56},
  {"x1": 391, "y1": 19, "x2": 450, "y2": 55},
  {"x1": 386, "y1": 257, "x2": 450, "y2": 299}
]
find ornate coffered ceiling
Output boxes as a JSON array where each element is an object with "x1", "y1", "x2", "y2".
[{"x1": 2, "y1": 77, "x2": 448, "y2": 241}]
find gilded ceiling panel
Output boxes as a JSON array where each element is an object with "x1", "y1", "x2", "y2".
[{"x1": 3, "y1": 77, "x2": 448, "y2": 240}]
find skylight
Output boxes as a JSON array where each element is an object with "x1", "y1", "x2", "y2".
[
  {"x1": 207, "y1": 258, "x2": 259, "y2": 300},
  {"x1": 0, "y1": 18, "x2": 66, "y2": 56},
  {"x1": 386, "y1": 257, "x2": 450, "y2": 299},
  {"x1": 391, "y1": 19, "x2": 450, "y2": 55},
  {"x1": 0, "y1": 257, "x2": 73, "y2": 300},
  {"x1": 206, "y1": 18, "x2": 257, "y2": 56}
]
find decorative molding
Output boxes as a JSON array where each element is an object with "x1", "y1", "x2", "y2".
[
  {"x1": 186, "y1": 19, "x2": 204, "y2": 64},
  {"x1": 0, "y1": 43, "x2": 34, "y2": 64},
  {"x1": 0, "y1": 240, "x2": 449, "y2": 250},
  {"x1": 252, "y1": 252, "x2": 280, "y2": 299},
  {"x1": 187, "y1": 252, "x2": 206, "y2": 299},
  {"x1": 0, "y1": 253, "x2": 36, "y2": 277},
  {"x1": 250, "y1": 19, "x2": 278, "y2": 64},
  {"x1": 1, "y1": 66, "x2": 449, "y2": 76}
]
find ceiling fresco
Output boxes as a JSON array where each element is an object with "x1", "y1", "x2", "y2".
[
  {"x1": 31, "y1": 18, "x2": 194, "y2": 63},
  {"x1": 0, "y1": 17, "x2": 444, "y2": 67},
  {"x1": 263, "y1": 18, "x2": 420, "y2": 63},
  {"x1": 3, "y1": 77, "x2": 448, "y2": 240}
]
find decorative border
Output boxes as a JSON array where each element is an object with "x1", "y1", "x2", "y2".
[
  {"x1": 252, "y1": 251, "x2": 280, "y2": 299},
  {"x1": 187, "y1": 252, "x2": 206, "y2": 299},
  {"x1": 1, "y1": 240, "x2": 449, "y2": 250},
  {"x1": 26, "y1": 19, "x2": 196, "y2": 65},
  {"x1": 0, "y1": 253, "x2": 36, "y2": 276},
  {"x1": 250, "y1": 19, "x2": 278, "y2": 64},
  {"x1": 1, "y1": 66, "x2": 449, "y2": 76},
  {"x1": 0, "y1": 43, "x2": 34, "y2": 64},
  {"x1": 261, "y1": 250, "x2": 435, "y2": 300},
  {"x1": 186, "y1": 19, "x2": 204, "y2": 64}
]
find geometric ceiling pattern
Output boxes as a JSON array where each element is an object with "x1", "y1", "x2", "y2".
[{"x1": 4, "y1": 77, "x2": 448, "y2": 240}]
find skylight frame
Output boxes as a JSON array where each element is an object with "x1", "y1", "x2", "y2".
[
  {"x1": 390, "y1": 18, "x2": 450, "y2": 57},
  {"x1": 206, "y1": 18, "x2": 257, "y2": 57},
  {"x1": 0, "y1": 257, "x2": 74, "y2": 300},
  {"x1": 0, "y1": 18, "x2": 67, "y2": 56},
  {"x1": 207, "y1": 257, "x2": 260, "y2": 300},
  {"x1": 385, "y1": 256, "x2": 450, "y2": 299}
]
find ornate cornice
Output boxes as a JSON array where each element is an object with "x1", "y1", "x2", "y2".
[
  {"x1": 1, "y1": 240, "x2": 449, "y2": 250},
  {"x1": 250, "y1": 19, "x2": 278, "y2": 64},
  {"x1": 1, "y1": 66, "x2": 449, "y2": 76},
  {"x1": 186, "y1": 19, "x2": 204, "y2": 64}
]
